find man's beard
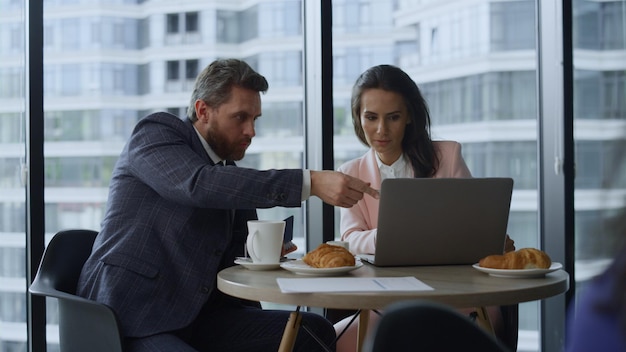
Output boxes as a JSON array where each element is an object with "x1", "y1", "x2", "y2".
[{"x1": 206, "y1": 129, "x2": 249, "y2": 161}]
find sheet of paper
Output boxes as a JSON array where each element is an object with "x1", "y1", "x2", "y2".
[{"x1": 276, "y1": 276, "x2": 434, "y2": 293}]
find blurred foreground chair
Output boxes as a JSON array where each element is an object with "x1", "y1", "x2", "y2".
[
  {"x1": 328, "y1": 303, "x2": 517, "y2": 351},
  {"x1": 363, "y1": 300, "x2": 511, "y2": 352},
  {"x1": 29, "y1": 229, "x2": 125, "y2": 352}
]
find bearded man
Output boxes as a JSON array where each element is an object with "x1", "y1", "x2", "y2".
[{"x1": 77, "y1": 59, "x2": 378, "y2": 352}]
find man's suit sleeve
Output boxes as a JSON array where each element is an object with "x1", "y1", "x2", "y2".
[{"x1": 126, "y1": 114, "x2": 304, "y2": 209}]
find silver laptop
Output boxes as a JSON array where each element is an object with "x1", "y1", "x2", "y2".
[{"x1": 358, "y1": 177, "x2": 513, "y2": 266}]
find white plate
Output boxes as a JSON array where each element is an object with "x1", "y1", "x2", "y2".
[
  {"x1": 472, "y1": 262, "x2": 563, "y2": 278},
  {"x1": 280, "y1": 259, "x2": 363, "y2": 276},
  {"x1": 234, "y1": 258, "x2": 281, "y2": 271}
]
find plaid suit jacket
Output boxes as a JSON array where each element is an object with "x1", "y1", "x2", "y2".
[{"x1": 77, "y1": 112, "x2": 303, "y2": 338}]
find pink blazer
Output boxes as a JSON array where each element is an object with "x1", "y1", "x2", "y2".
[{"x1": 337, "y1": 141, "x2": 472, "y2": 254}]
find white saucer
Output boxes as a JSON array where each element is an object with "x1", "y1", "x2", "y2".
[
  {"x1": 280, "y1": 259, "x2": 363, "y2": 276},
  {"x1": 472, "y1": 262, "x2": 563, "y2": 278},
  {"x1": 234, "y1": 258, "x2": 281, "y2": 271}
]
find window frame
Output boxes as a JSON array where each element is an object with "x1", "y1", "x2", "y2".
[{"x1": 23, "y1": 1, "x2": 575, "y2": 351}]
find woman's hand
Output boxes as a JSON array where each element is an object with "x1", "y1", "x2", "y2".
[{"x1": 504, "y1": 234, "x2": 515, "y2": 253}]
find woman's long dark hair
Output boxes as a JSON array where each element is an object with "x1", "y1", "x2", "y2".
[{"x1": 351, "y1": 64, "x2": 438, "y2": 177}]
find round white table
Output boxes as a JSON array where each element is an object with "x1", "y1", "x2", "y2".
[{"x1": 218, "y1": 262, "x2": 569, "y2": 351}]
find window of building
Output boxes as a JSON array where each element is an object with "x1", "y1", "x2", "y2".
[
  {"x1": 166, "y1": 13, "x2": 179, "y2": 34},
  {"x1": 10, "y1": 26, "x2": 22, "y2": 51},
  {"x1": 167, "y1": 60, "x2": 180, "y2": 80},
  {"x1": 240, "y1": 6, "x2": 259, "y2": 41},
  {"x1": 60, "y1": 19, "x2": 80, "y2": 50},
  {"x1": 185, "y1": 12, "x2": 198, "y2": 32},
  {"x1": 185, "y1": 59, "x2": 198, "y2": 80},
  {"x1": 574, "y1": 0, "x2": 626, "y2": 50},
  {"x1": 490, "y1": 1, "x2": 535, "y2": 51},
  {"x1": 257, "y1": 2, "x2": 301, "y2": 38}
]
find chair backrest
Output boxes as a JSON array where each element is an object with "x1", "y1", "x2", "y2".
[
  {"x1": 363, "y1": 300, "x2": 511, "y2": 352},
  {"x1": 29, "y1": 229, "x2": 125, "y2": 352},
  {"x1": 30, "y1": 229, "x2": 98, "y2": 296}
]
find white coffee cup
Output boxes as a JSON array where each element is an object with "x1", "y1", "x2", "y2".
[
  {"x1": 246, "y1": 220, "x2": 285, "y2": 264},
  {"x1": 327, "y1": 240, "x2": 350, "y2": 251}
]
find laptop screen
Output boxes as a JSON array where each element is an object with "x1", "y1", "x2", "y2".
[{"x1": 365, "y1": 177, "x2": 513, "y2": 266}]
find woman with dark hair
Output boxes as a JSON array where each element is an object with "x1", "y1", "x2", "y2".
[
  {"x1": 334, "y1": 64, "x2": 515, "y2": 351},
  {"x1": 349, "y1": 64, "x2": 439, "y2": 178},
  {"x1": 338, "y1": 64, "x2": 514, "y2": 255}
]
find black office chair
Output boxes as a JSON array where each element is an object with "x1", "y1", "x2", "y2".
[
  {"x1": 29, "y1": 229, "x2": 125, "y2": 352},
  {"x1": 329, "y1": 303, "x2": 518, "y2": 351},
  {"x1": 363, "y1": 300, "x2": 511, "y2": 352}
]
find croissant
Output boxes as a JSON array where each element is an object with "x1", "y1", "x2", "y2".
[
  {"x1": 479, "y1": 248, "x2": 552, "y2": 270},
  {"x1": 302, "y1": 243, "x2": 356, "y2": 268}
]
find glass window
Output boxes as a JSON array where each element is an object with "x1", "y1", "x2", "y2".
[
  {"x1": 167, "y1": 60, "x2": 180, "y2": 80},
  {"x1": 257, "y1": 52, "x2": 302, "y2": 87},
  {"x1": 422, "y1": 72, "x2": 537, "y2": 124},
  {"x1": 332, "y1": 0, "x2": 544, "y2": 348},
  {"x1": 490, "y1": 1, "x2": 535, "y2": 51},
  {"x1": 240, "y1": 6, "x2": 260, "y2": 41},
  {"x1": 10, "y1": 26, "x2": 22, "y2": 50},
  {"x1": 575, "y1": 141, "x2": 611, "y2": 189},
  {"x1": 43, "y1": 24, "x2": 54, "y2": 48},
  {"x1": 216, "y1": 10, "x2": 240, "y2": 43},
  {"x1": 60, "y1": 19, "x2": 80, "y2": 50},
  {"x1": 0, "y1": 0, "x2": 26, "y2": 348},
  {"x1": 21, "y1": 2, "x2": 306, "y2": 349},
  {"x1": 60, "y1": 64, "x2": 80, "y2": 95},
  {"x1": 166, "y1": 13, "x2": 179, "y2": 34},
  {"x1": 5, "y1": 0, "x2": 621, "y2": 350},
  {"x1": 185, "y1": 12, "x2": 198, "y2": 32},
  {"x1": 600, "y1": 2, "x2": 625, "y2": 50},
  {"x1": 0, "y1": 292, "x2": 25, "y2": 323},
  {"x1": 185, "y1": 59, "x2": 198, "y2": 80},
  {"x1": 573, "y1": 0, "x2": 626, "y2": 298},
  {"x1": 257, "y1": 1, "x2": 301, "y2": 38},
  {"x1": 574, "y1": 0, "x2": 626, "y2": 50},
  {"x1": 0, "y1": 68, "x2": 22, "y2": 98},
  {"x1": 575, "y1": 70, "x2": 626, "y2": 120}
]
